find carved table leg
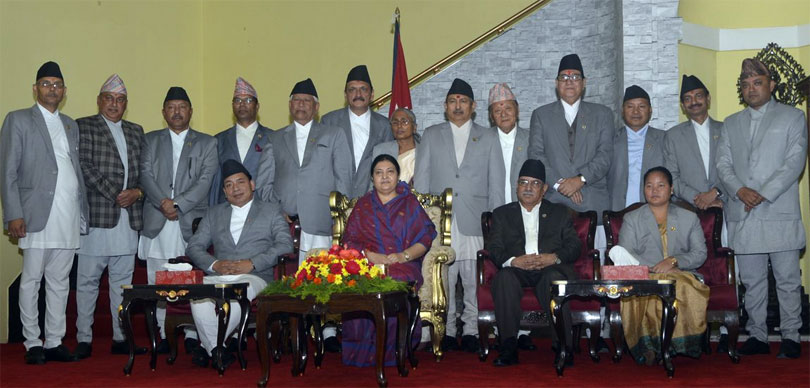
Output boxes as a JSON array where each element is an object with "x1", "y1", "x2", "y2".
[
  {"x1": 373, "y1": 304, "x2": 388, "y2": 388},
  {"x1": 256, "y1": 302, "x2": 271, "y2": 388},
  {"x1": 289, "y1": 315, "x2": 304, "y2": 377},
  {"x1": 312, "y1": 315, "x2": 324, "y2": 369},
  {"x1": 551, "y1": 296, "x2": 569, "y2": 377},
  {"x1": 659, "y1": 295, "x2": 677, "y2": 378},
  {"x1": 237, "y1": 297, "x2": 250, "y2": 370},
  {"x1": 214, "y1": 300, "x2": 229, "y2": 376},
  {"x1": 145, "y1": 301, "x2": 158, "y2": 371},
  {"x1": 396, "y1": 306, "x2": 409, "y2": 377},
  {"x1": 407, "y1": 293, "x2": 419, "y2": 369},
  {"x1": 609, "y1": 309, "x2": 625, "y2": 363},
  {"x1": 120, "y1": 298, "x2": 135, "y2": 375}
]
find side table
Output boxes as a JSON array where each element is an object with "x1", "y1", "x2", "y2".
[{"x1": 118, "y1": 283, "x2": 250, "y2": 376}]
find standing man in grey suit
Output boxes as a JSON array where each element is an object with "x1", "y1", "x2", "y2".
[
  {"x1": 321, "y1": 65, "x2": 393, "y2": 199},
  {"x1": 187, "y1": 160, "x2": 292, "y2": 369},
  {"x1": 607, "y1": 85, "x2": 666, "y2": 211},
  {"x1": 0, "y1": 61, "x2": 87, "y2": 364},
  {"x1": 209, "y1": 77, "x2": 274, "y2": 205},
  {"x1": 716, "y1": 58, "x2": 807, "y2": 359},
  {"x1": 270, "y1": 78, "x2": 352, "y2": 263},
  {"x1": 414, "y1": 78, "x2": 505, "y2": 353},
  {"x1": 138, "y1": 87, "x2": 218, "y2": 349},
  {"x1": 74, "y1": 74, "x2": 147, "y2": 359},
  {"x1": 664, "y1": 75, "x2": 725, "y2": 210}
]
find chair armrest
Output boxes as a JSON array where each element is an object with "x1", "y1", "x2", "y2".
[
  {"x1": 586, "y1": 249, "x2": 601, "y2": 280},
  {"x1": 716, "y1": 247, "x2": 736, "y2": 285},
  {"x1": 477, "y1": 249, "x2": 490, "y2": 286},
  {"x1": 419, "y1": 246, "x2": 455, "y2": 314}
]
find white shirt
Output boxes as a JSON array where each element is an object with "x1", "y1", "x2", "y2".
[
  {"x1": 348, "y1": 108, "x2": 371, "y2": 171},
  {"x1": 690, "y1": 118, "x2": 712, "y2": 179},
  {"x1": 625, "y1": 125, "x2": 648, "y2": 207},
  {"x1": 498, "y1": 126, "x2": 517, "y2": 204},
  {"x1": 503, "y1": 202, "x2": 541, "y2": 267},
  {"x1": 235, "y1": 121, "x2": 258, "y2": 162},
  {"x1": 562, "y1": 99, "x2": 581, "y2": 127},
  {"x1": 294, "y1": 120, "x2": 313, "y2": 166},
  {"x1": 230, "y1": 198, "x2": 253, "y2": 245},
  {"x1": 450, "y1": 120, "x2": 472, "y2": 168}
]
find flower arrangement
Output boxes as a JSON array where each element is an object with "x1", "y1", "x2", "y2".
[{"x1": 261, "y1": 245, "x2": 409, "y2": 303}]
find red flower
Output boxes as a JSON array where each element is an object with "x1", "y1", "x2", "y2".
[
  {"x1": 296, "y1": 271, "x2": 306, "y2": 281},
  {"x1": 329, "y1": 263, "x2": 343, "y2": 274},
  {"x1": 345, "y1": 260, "x2": 361, "y2": 275},
  {"x1": 339, "y1": 249, "x2": 359, "y2": 260},
  {"x1": 328, "y1": 245, "x2": 341, "y2": 255},
  {"x1": 309, "y1": 266, "x2": 318, "y2": 276},
  {"x1": 327, "y1": 274, "x2": 335, "y2": 283}
]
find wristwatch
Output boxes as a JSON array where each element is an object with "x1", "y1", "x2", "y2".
[
  {"x1": 715, "y1": 187, "x2": 723, "y2": 198},
  {"x1": 403, "y1": 251, "x2": 411, "y2": 262},
  {"x1": 578, "y1": 174, "x2": 586, "y2": 184},
  {"x1": 554, "y1": 255, "x2": 561, "y2": 265}
]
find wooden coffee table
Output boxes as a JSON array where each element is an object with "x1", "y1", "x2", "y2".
[{"x1": 255, "y1": 290, "x2": 418, "y2": 388}]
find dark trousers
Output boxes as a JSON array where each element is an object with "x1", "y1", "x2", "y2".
[{"x1": 492, "y1": 266, "x2": 572, "y2": 348}]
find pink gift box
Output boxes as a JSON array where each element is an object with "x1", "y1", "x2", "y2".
[
  {"x1": 601, "y1": 265, "x2": 649, "y2": 280},
  {"x1": 155, "y1": 270, "x2": 204, "y2": 285}
]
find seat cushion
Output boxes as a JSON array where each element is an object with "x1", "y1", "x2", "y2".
[{"x1": 707, "y1": 284, "x2": 738, "y2": 310}]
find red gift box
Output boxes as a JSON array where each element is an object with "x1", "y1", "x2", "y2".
[
  {"x1": 155, "y1": 270, "x2": 204, "y2": 285},
  {"x1": 601, "y1": 265, "x2": 649, "y2": 280}
]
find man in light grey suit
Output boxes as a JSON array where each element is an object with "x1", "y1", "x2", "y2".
[
  {"x1": 664, "y1": 75, "x2": 725, "y2": 210},
  {"x1": 1, "y1": 61, "x2": 88, "y2": 364},
  {"x1": 209, "y1": 77, "x2": 274, "y2": 205},
  {"x1": 528, "y1": 54, "x2": 614, "y2": 225},
  {"x1": 138, "y1": 87, "x2": 218, "y2": 348},
  {"x1": 489, "y1": 83, "x2": 529, "y2": 204},
  {"x1": 187, "y1": 159, "x2": 293, "y2": 369},
  {"x1": 321, "y1": 65, "x2": 393, "y2": 199},
  {"x1": 607, "y1": 85, "x2": 665, "y2": 211},
  {"x1": 270, "y1": 78, "x2": 352, "y2": 263},
  {"x1": 414, "y1": 78, "x2": 505, "y2": 353},
  {"x1": 716, "y1": 58, "x2": 807, "y2": 359}
]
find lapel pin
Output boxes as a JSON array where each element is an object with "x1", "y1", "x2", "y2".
[
  {"x1": 187, "y1": 142, "x2": 192, "y2": 147},
  {"x1": 517, "y1": 146, "x2": 523, "y2": 151},
  {"x1": 257, "y1": 133, "x2": 263, "y2": 139},
  {"x1": 713, "y1": 135, "x2": 719, "y2": 140},
  {"x1": 581, "y1": 124, "x2": 586, "y2": 130},
  {"x1": 542, "y1": 213, "x2": 547, "y2": 218},
  {"x1": 646, "y1": 144, "x2": 652, "y2": 149},
  {"x1": 670, "y1": 226, "x2": 676, "y2": 231},
  {"x1": 255, "y1": 143, "x2": 263, "y2": 152},
  {"x1": 309, "y1": 138, "x2": 315, "y2": 143},
  {"x1": 472, "y1": 137, "x2": 478, "y2": 142}
]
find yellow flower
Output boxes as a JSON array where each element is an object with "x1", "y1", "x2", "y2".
[{"x1": 333, "y1": 274, "x2": 343, "y2": 285}]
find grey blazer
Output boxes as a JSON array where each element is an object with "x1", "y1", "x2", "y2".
[
  {"x1": 498, "y1": 126, "x2": 529, "y2": 203},
  {"x1": 270, "y1": 121, "x2": 352, "y2": 235},
  {"x1": 528, "y1": 100, "x2": 614, "y2": 222},
  {"x1": 414, "y1": 121, "x2": 505, "y2": 236},
  {"x1": 186, "y1": 199, "x2": 293, "y2": 283},
  {"x1": 209, "y1": 123, "x2": 274, "y2": 205},
  {"x1": 321, "y1": 108, "x2": 393, "y2": 199},
  {"x1": 139, "y1": 128, "x2": 218, "y2": 241},
  {"x1": 664, "y1": 118, "x2": 725, "y2": 205},
  {"x1": 618, "y1": 204, "x2": 706, "y2": 270},
  {"x1": 716, "y1": 99, "x2": 807, "y2": 252},
  {"x1": 607, "y1": 126, "x2": 666, "y2": 211},
  {"x1": 1, "y1": 105, "x2": 88, "y2": 233}
]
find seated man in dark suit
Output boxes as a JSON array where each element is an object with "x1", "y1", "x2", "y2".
[
  {"x1": 186, "y1": 159, "x2": 293, "y2": 369},
  {"x1": 487, "y1": 159, "x2": 581, "y2": 366}
]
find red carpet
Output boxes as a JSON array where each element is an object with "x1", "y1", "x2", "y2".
[{"x1": 1, "y1": 334, "x2": 807, "y2": 387}]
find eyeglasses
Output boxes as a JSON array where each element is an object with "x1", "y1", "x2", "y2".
[
  {"x1": 233, "y1": 97, "x2": 256, "y2": 105},
  {"x1": 556, "y1": 74, "x2": 584, "y2": 82},
  {"x1": 101, "y1": 94, "x2": 127, "y2": 104},
  {"x1": 37, "y1": 80, "x2": 65, "y2": 89},
  {"x1": 517, "y1": 179, "x2": 544, "y2": 187},
  {"x1": 390, "y1": 119, "x2": 412, "y2": 127}
]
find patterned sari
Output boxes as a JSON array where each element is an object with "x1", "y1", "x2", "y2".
[{"x1": 341, "y1": 181, "x2": 436, "y2": 367}]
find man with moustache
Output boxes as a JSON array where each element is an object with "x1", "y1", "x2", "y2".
[
  {"x1": 664, "y1": 75, "x2": 725, "y2": 210},
  {"x1": 74, "y1": 74, "x2": 147, "y2": 359},
  {"x1": 414, "y1": 78, "x2": 505, "y2": 352},
  {"x1": 607, "y1": 85, "x2": 665, "y2": 211},
  {"x1": 1, "y1": 61, "x2": 88, "y2": 364},
  {"x1": 209, "y1": 77, "x2": 274, "y2": 205},
  {"x1": 321, "y1": 65, "x2": 393, "y2": 199},
  {"x1": 487, "y1": 159, "x2": 580, "y2": 366},
  {"x1": 716, "y1": 58, "x2": 807, "y2": 359},
  {"x1": 138, "y1": 87, "x2": 218, "y2": 350}
]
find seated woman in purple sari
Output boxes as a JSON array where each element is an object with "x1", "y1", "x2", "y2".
[{"x1": 341, "y1": 154, "x2": 437, "y2": 367}]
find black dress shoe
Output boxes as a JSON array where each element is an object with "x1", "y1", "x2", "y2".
[
  {"x1": 461, "y1": 335, "x2": 479, "y2": 353},
  {"x1": 25, "y1": 346, "x2": 46, "y2": 365},
  {"x1": 191, "y1": 346, "x2": 210, "y2": 368},
  {"x1": 226, "y1": 337, "x2": 247, "y2": 353},
  {"x1": 324, "y1": 336, "x2": 342, "y2": 353},
  {"x1": 493, "y1": 337, "x2": 519, "y2": 367},
  {"x1": 517, "y1": 335, "x2": 537, "y2": 351},
  {"x1": 75, "y1": 342, "x2": 92, "y2": 359},
  {"x1": 111, "y1": 341, "x2": 148, "y2": 355},
  {"x1": 210, "y1": 347, "x2": 235, "y2": 370},
  {"x1": 596, "y1": 337, "x2": 610, "y2": 353},
  {"x1": 44, "y1": 345, "x2": 77, "y2": 362},
  {"x1": 716, "y1": 334, "x2": 728, "y2": 354},
  {"x1": 738, "y1": 337, "x2": 770, "y2": 355},
  {"x1": 441, "y1": 335, "x2": 459, "y2": 352},
  {"x1": 553, "y1": 351, "x2": 574, "y2": 367},
  {"x1": 184, "y1": 338, "x2": 200, "y2": 354},
  {"x1": 154, "y1": 339, "x2": 170, "y2": 354},
  {"x1": 776, "y1": 339, "x2": 801, "y2": 359}
]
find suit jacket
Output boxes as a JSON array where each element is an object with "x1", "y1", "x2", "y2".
[
  {"x1": 618, "y1": 204, "x2": 706, "y2": 270},
  {"x1": 414, "y1": 121, "x2": 505, "y2": 236},
  {"x1": 716, "y1": 99, "x2": 807, "y2": 252},
  {"x1": 607, "y1": 126, "x2": 666, "y2": 211},
  {"x1": 1, "y1": 105, "x2": 88, "y2": 233},
  {"x1": 208, "y1": 123, "x2": 274, "y2": 205},
  {"x1": 528, "y1": 100, "x2": 614, "y2": 222},
  {"x1": 321, "y1": 108, "x2": 393, "y2": 198},
  {"x1": 664, "y1": 118, "x2": 725, "y2": 205},
  {"x1": 186, "y1": 199, "x2": 293, "y2": 283},
  {"x1": 77, "y1": 114, "x2": 144, "y2": 230},
  {"x1": 497, "y1": 126, "x2": 529, "y2": 203},
  {"x1": 270, "y1": 121, "x2": 352, "y2": 235},
  {"x1": 486, "y1": 200, "x2": 581, "y2": 280},
  {"x1": 139, "y1": 128, "x2": 218, "y2": 241}
]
